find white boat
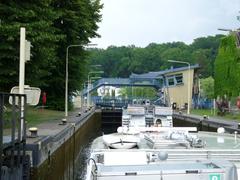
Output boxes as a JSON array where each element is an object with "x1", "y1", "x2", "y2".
[
  {"x1": 86, "y1": 128, "x2": 240, "y2": 180},
  {"x1": 86, "y1": 103, "x2": 240, "y2": 180}
]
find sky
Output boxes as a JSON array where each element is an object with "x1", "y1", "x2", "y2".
[{"x1": 90, "y1": 0, "x2": 240, "y2": 48}]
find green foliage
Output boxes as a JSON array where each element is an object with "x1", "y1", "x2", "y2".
[
  {"x1": 214, "y1": 34, "x2": 240, "y2": 98},
  {"x1": 89, "y1": 35, "x2": 224, "y2": 78},
  {"x1": 200, "y1": 76, "x2": 214, "y2": 99},
  {"x1": 0, "y1": 0, "x2": 103, "y2": 110}
]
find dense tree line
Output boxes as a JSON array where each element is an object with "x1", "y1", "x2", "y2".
[
  {"x1": 89, "y1": 35, "x2": 224, "y2": 78},
  {"x1": 0, "y1": 0, "x2": 102, "y2": 109}
]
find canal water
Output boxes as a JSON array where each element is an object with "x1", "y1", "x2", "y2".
[
  {"x1": 74, "y1": 128, "x2": 117, "y2": 179},
  {"x1": 74, "y1": 115, "x2": 217, "y2": 180},
  {"x1": 74, "y1": 130, "x2": 101, "y2": 180}
]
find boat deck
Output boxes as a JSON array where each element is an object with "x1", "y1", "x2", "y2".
[{"x1": 92, "y1": 131, "x2": 240, "y2": 150}]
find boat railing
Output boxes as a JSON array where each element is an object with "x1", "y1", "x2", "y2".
[{"x1": 91, "y1": 149, "x2": 240, "y2": 163}]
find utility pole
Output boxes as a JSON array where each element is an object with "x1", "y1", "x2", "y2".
[{"x1": 19, "y1": 27, "x2": 26, "y2": 140}]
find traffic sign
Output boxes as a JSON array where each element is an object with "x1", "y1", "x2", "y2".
[{"x1": 9, "y1": 85, "x2": 41, "y2": 105}]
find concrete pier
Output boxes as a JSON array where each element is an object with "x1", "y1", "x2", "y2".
[{"x1": 26, "y1": 108, "x2": 101, "y2": 180}]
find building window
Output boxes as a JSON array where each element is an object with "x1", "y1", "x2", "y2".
[
  {"x1": 167, "y1": 76, "x2": 175, "y2": 86},
  {"x1": 166, "y1": 73, "x2": 183, "y2": 86},
  {"x1": 175, "y1": 74, "x2": 183, "y2": 84}
]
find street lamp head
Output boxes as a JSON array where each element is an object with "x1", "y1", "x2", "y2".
[
  {"x1": 84, "y1": 43, "x2": 98, "y2": 50},
  {"x1": 90, "y1": 76, "x2": 101, "y2": 80},
  {"x1": 86, "y1": 43, "x2": 98, "y2": 46},
  {"x1": 90, "y1": 64, "x2": 102, "y2": 68},
  {"x1": 218, "y1": 28, "x2": 232, "y2": 32},
  {"x1": 88, "y1": 70, "x2": 104, "y2": 75},
  {"x1": 167, "y1": 60, "x2": 190, "y2": 66},
  {"x1": 168, "y1": 60, "x2": 179, "y2": 63}
]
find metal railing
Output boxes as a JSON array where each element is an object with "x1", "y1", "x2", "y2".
[
  {"x1": 82, "y1": 78, "x2": 162, "y2": 96},
  {"x1": 0, "y1": 92, "x2": 27, "y2": 180}
]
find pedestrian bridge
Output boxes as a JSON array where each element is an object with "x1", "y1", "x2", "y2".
[
  {"x1": 82, "y1": 64, "x2": 199, "y2": 96},
  {"x1": 82, "y1": 65, "x2": 199, "y2": 108},
  {"x1": 82, "y1": 77, "x2": 161, "y2": 96},
  {"x1": 92, "y1": 97, "x2": 160, "y2": 108}
]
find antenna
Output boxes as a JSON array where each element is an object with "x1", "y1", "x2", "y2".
[
  {"x1": 237, "y1": 11, "x2": 240, "y2": 22},
  {"x1": 217, "y1": 28, "x2": 232, "y2": 32}
]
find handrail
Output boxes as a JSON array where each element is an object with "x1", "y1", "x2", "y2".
[{"x1": 88, "y1": 158, "x2": 98, "y2": 175}]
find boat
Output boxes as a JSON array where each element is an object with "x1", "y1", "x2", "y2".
[
  {"x1": 86, "y1": 128, "x2": 240, "y2": 179},
  {"x1": 102, "y1": 133, "x2": 140, "y2": 149},
  {"x1": 86, "y1": 102, "x2": 240, "y2": 180},
  {"x1": 122, "y1": 103, "x2": 173, "y2": 128}
]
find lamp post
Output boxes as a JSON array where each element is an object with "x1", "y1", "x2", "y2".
[
  {"x1": 90, "y1": 76, "x2": 101, "y2": 106},
  {"x1": 87, "y1": 71, "x2": 104, "y2": 107},
  {"x1": 65, "y1": 44, "x2": 82, "y2": 119},
  {"x1": 90, "y1": 64, "x2": 102, "y2": 68},
  {"x1": 168, "y1": 60, "x2": 191, "y2": 114},
  {"x1": 65, "y1": 43, "x2": 97, "y2": 120}
]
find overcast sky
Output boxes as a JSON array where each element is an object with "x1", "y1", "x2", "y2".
[{"x1": 90, "y1": 0, "x2": 240, "y2": 48}]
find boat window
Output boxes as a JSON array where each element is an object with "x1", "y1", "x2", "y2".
[{"x1": 155, "y1": 119, "x2": 162, "y2": 126}]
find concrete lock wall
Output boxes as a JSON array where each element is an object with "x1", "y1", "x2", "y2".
[{"x1": 30, "y1": 112, "x2": 101, "y2": 180}]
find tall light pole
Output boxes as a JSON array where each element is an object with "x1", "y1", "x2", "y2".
[
  {"x1": 90, "y1": 76, "x2": 101, "y2": 106},
  {"x1": 168, "y1": 60, "x2": 191, "y2": 114},
  {"x1": 65, "y1": 44, "x2": 82, "y2": 119},
  {"x1": 90, "y1": 64, "x2": 102, "y2": 68},
  {"x1": 87, "y1": 71, "x2": 104, "y2": 107},
  {"x1": 65, "y1": 43, "x2": 97, "y2": 119}
]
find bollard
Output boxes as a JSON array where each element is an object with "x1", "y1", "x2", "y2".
[
  {"x1": 29, "y1": 127, "x2": 38, "y2": 138},
  {"x1": 198, "y1": 120, "x2": 203, "y2": 131},
  {"x1": 234, "y1": 131, "x2": 238, "y2": 141},
  {"x1": 203, "y1": 115, "x2": 208, "y2": 120},
  {"x1": 62, "y1": 118, "x2": 67, "y2": 125},
  {"x1": 59, "y1": 118, "x2": 67, "y2": 125},
  {"x1": 217, "y1": 127, "x2": 225, "y2": 134},
  {"x1": 77, "y1": 112, "x2": 81, "y2": 117}
]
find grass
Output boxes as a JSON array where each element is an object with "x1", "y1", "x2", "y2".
[
  {"x1": 3, "y1": 106, "x2": 64, "y2": 131},
  {"x1": 190, "y1": 109, "x2": 214, "y2": 117},
  {"x1": 190, "y1": 108, "x2": 240, "y2": 121},
  {"x1": 25, "y1": 107, "x2": 64, "y2": 126}
]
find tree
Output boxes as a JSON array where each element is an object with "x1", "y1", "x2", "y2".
[
  {"x1": 88, "y1": 35, "x2": 224, "y2": 79},
  {"x1": 0, "y1": 0, "x2": 103, "y2": 110},
  {"x1": 192, "y1": 49, "x2": 212, "y2": 77},
  {"x1": 0, "y1": 0, "x2": 62, "y2": 92},
  {"x1": 214, "y1": 33, "x2": 240, "y2": 98},
  {"x1": 200, "y1": 77, "x2": 214, "y2": 99}
]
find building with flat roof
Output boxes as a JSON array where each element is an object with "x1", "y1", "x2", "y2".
[{"x1": 130, "y1": 64, "x2": 200, "y2": 109}]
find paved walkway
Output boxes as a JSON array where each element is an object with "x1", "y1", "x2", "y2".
[
  {"x1": 3, "y1": 107, "x2": 94, "y2": 146},
  {"x1": 26, "y1": 107, "x2": 93, "y2": 144}
]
